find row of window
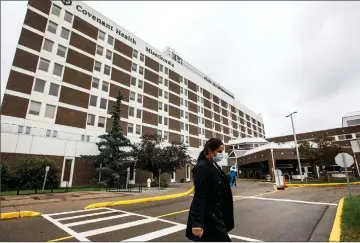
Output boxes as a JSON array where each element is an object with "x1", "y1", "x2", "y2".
[
  {"x1": 28, "y1": 101, "x2": 57, "y2": 119},
  {"x1": 51, "y1": 4, "x2": 73, "y2": 24},
  {"x1": 87, "y1": 114, "x2": 106, "y2": 128},
  {"x1": 47, "y1": 3, "x2": 263, "y2": 129}
]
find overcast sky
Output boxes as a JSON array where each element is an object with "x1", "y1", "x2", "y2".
[{"x1": 1, "y1": 1, "x2": 359, "y2": 137}]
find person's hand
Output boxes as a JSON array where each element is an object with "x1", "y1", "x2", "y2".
[{"x1": 192, "y1": 227, "x2": 204, "y2": 238}]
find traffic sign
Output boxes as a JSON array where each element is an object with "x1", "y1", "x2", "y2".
[
  {"x1": 334, "y1": 152, "x2": 354, "y2": 198},
  {"x1": 335, "y1": 153, "x2": 354, "y2": 168}
]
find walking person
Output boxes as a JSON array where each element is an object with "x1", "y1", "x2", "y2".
[{"x1": 186, "y1": 138, "x2": 234, "y2": 242}]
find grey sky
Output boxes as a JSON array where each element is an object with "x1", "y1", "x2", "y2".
[{"x1": 1, "y1": 1, "x2": 359, "y2": 137}]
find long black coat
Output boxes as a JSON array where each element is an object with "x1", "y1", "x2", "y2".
[{"x1": 186, "y1": 156, "x2": 234, "y2": 242}]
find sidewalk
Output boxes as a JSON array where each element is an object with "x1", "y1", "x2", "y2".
[{"x1": 0, "y1": 183, "x2": 193, "y2": 215}]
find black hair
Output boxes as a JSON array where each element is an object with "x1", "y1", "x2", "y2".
[{"x1": 197, "y1": 138, "x2": 224, "y2": 161}]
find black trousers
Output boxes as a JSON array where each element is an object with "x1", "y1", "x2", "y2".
[{"x1": 192, "y1": 226, "x2": 232, "y2": 242}]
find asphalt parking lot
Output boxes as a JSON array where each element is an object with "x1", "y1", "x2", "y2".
[{"x1": 1, "y1": 181, "x2": 359, "y2": 242}]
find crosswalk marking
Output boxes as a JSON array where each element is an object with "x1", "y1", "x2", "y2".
[
  {"x1": 43, "y1": 207, "x2": 261, "y2": 242},
  {"x1": 122, "y1": 224, "x2": 187, "y2": 242},
  {"x1": 42, "y1": 214, "x2": 90, "y2": 242},
  {"x1": 46, "y1": 208, "x2": 104, "y2": 217},
  {"x1": 82, "y1": 217, "x2": 158, "y2": 237},
  {"x1": 57, "y1": 211, "x2": 115, "y2": 221},
  {"x1": 234, "y1": 196, "x2": 338, "y2": 206},
  {"x1": 64, "y1": 213, "x2": 131, "y2": 227}
]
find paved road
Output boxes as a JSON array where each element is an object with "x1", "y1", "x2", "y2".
[{"x1": 1, "y1": 182, "x2": 359, "y2": 242}]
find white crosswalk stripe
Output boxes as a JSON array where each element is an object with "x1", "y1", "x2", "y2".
[{"x1": 42, "y1": 208, "x2": 260, "y2": 242}]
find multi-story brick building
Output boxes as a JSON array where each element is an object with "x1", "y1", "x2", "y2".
[{"x1": 0, "y1": 0, "x2": 264, "y2": 187}]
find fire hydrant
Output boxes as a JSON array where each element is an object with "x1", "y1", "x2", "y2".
[{"x1": 147, "y1": 178, "x2": 151, "y2": 188}]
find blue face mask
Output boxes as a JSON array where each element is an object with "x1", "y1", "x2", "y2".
[{"x1": 213, "y1": 153, "x2": 223, "y2": 162}]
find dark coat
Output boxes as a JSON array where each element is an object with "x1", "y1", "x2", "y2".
[{"x1": 186, "y1": 154, "x2": 234, "y2": 242}]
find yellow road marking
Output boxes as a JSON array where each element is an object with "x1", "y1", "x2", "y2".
[
  {"x1": 48, "y1": 236, "x2": 74, "y2": 242},
  {"x1": 48, "y1": 187, "x2": 278, "y2": 242}
]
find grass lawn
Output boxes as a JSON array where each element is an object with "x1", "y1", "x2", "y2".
[
  {"x1": 1, "y1": 186, "x2": 106, "y2": 196},
  {"x1": 341, "y1": 194, "x2": 360, "y2": 242}
]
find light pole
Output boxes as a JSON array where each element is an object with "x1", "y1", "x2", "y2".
[{"x1": 285, "y1": 111, "x2": 303, "y2": 182}]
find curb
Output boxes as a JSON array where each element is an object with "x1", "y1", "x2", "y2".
[
  {"x1": 287, "y1": 182, "x2": 360, "y2": 187},
  {"x1": 0, "y1": 211, "x2": 41, "y2": 220},
  {"x1": 84, "y1": 186, "x2": 195, "y2": 209},
  {"x1": 329, "y1": 198, "x2": 345, "y2": 242}
]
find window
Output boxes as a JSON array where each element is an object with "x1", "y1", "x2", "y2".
[
  {"x1": 51, "y1": 4, "x2": 61, "y2": 16},
  {"x1": 102, "y1": 81, "x2": 109, "y2": 92},
  {"x1": 128, "y1": 124, "x2": 134, "y2": 133},
  {"x1": 57, "y1": 45, "x2": 66, "y2": 57},
  {"x1": 185, "y1": 136, "x2": 189, "y2": 144},
  {"x1": 87, "y1": 114, "x2": 95, "y2": 126},
  {"x1": 165, "y1": 79, "x2": 168, "y2": 87},
  {"x1": 108, "y1": 35, "x2": 114, "y2": 45},
  {"x1": 81, "y1": 135, "x2": 85, "y2": 141},
  {"x1": 185, "y1": 112, "x2": 188, "y2": 119},
  {"x1": 100, "y1": 98, "x2": 107, "y2": 109},
  {"x1": 164, "y1": 117, "x2": 168, "y2": 126},
  {"x1": 129, "y1": 107, "x2": 135, "y2": 117},
  {"x1": 185, "y1": 89, "x2": 188, "y2": 96},
  {"x1": 179, "y1": 76, "x2": 183, "y2": 83},
  {"x1": 25, "y1": 126, "x2": 31, "y2": 135},
  {"x1": 140, "y1": 53, "x2": 144, "y2": 61},
  {"x1": 159, "y1": 64, "x2": 163, "y2": 72},
  {"x1": 49, "y1": 83, "x2": 60, "y2": 96},
  {"x1": 53, "y1": 130, "x2": 58, "y2": 138},
  {"x1": 43, "y1": 39, "x2": 54, "y2": 52},
  {"x1": 106, "y1": 50, "x2": 112, "y2": 60},
  {"x1": 64, "y1": 11, "x2": 73, "y2": 23},
  {"x1": 104, "y1": 65, "x2": 111, "y2": 75},
  {"x1": 46, "y1": 129, "x2": 51, "y2": 137},
  {"x1": 165, "y1": 67, "x2": 169, "y2": 75},
  {"x1": 181, "y1": 110, "x2": 184, "y2": 118},
  {"x1": 131, "y1": 77, "x2": 136, "y2": 86},
  {"x1": 44, "y1": 104, "x2": 56, "y2": 118},
  {"x1": 139, "y1": 67, "x2": 144, "y2": 75},
  {"x1": 181, "y1": 135, "x2": 184, "y2": 143},
  {"x1": 136, "y1": 109, "x2": 142, "y2": 119},
  {"x1": 164, "y1": 131, "x2": 168, "y2": 140},
  {"x1": 18, "y1": 125, "x2": 24, "y2": 133},
  {"x1": 132, "y1": 63, "x2": 137, "y2": 72},
  {"x1": 34, "y1": 79, "x2": 46, "y2": 93},
  {"x1": 29, "y1": 101, "x2": 41, "y2": 115},
  {"x1": 181, "y1": 122, "x2": 184, "y2": 130},
  {"x1": 157, "y1": 130, "x2": 162, "y2": 137},
  {"x1": 158, "y1": 89, "x2": 163, "y2": 97},
  {"x1": 138, "y1": 80, "x2": 143, "y2": 89},
  {"x1": 89, "y1": 95, "x2": 97, "y2": 106},
  {"x1": 185, "y1": 100, "x2": 188, "y2": 107},
  {"x1": 60, "y1": 27, "x2": 70, "y2": 40},
  {"x1": 133, "y1": 50, "x2": 138, "y2": 58},
  {"x1": 158, "y1": 102, "x2": 162, "y2": 110},
  {"x1": 186, "y1": 123, "x2": 189, "y2": 131},
  {"x1": 137, "y1": 94, "x2": 143, "y2": 103},
  {"x1": 47, "y1": 21, "x2": 58, "y2": 34},
  {"x1": 164, "y1": 91, "x2": 168, "y2": 99},
  {"x1": 98, "y1": 30, "x2": 105, "y2": 40},
  {"x1": 180, "y1": 87, "x2": 183, "y2": 94},
  {"x1": 96, "y1": 45, "x2": 103, "y2": 55},
  {"x1": 39, "y1": 58, "x2": 50, "y2": 72},
  {"x1": 136, "y1": 125, "x2": 141, "y2": 135},
  {"x1": 98, "y1": 116, "x2": 105, "y2": 128},
  {"x1": 180, "y1": 98, "x2": 183, "y2": 106},
  {"x1": 184, "y1": 79, "x2": 188, "y2": 85},
  {"x1": 92, "y1": 77, "x2": 99, "y2": 89},
  {"x1": 94, "y1": 61, "x2": 101, "y2": 72},
  {"x1": 158, "y1": 76, "x2": 163, "y2": 84},
  {"x1": 164, "y1": 104, "x2": 168, "y2": 112},
  {"x1": 130, "y1": 91, "x2": 136, "y2": 101},
  {"x1": 348, "y1": 119, "x2": 360, "y2": 126},
  {"x1": 158, "y1": 115, "x2": 162, "y2": 124},
  {"x1": 53, "y1": 63, "x2": 63, "y2": 76}
]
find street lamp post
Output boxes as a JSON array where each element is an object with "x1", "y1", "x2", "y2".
[{"x1": 285, "y1": 111, "x2": 304, "y2": 182}]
